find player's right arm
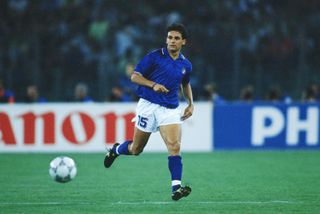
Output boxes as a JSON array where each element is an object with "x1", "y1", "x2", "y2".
[{"x1": 131, "y1": 72, "x2": 169, "y2": 94}]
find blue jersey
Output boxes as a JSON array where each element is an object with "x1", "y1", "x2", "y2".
[{"x1": 134, "y1": 48, "x2": 192, "y2": 108}]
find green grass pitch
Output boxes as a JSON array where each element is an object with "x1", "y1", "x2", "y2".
[{"x1": 0, "y1": 151, "x2": 319, "y2": 213}]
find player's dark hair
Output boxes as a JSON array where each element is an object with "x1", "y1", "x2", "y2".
[{"x1": 166, "y1": 23, "x2": 188, "y2": 39}]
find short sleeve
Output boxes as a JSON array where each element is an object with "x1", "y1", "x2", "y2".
[
  {"x1": 134, "y1": 54, "x2": 154, "y2": 77},
  {"x1": 182, "y1": 63, "x2": 192, "y2": 85}
]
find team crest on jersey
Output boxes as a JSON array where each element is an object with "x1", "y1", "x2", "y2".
[{"x1": 182, "y1": 68, "x2": 186, "y2": 74}]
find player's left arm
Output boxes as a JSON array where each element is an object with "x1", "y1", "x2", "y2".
[{"x1": 181, "y1": 83, "x2": 194, "y2": 121}]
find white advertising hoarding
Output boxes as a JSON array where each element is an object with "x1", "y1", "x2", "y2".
[{"x1": 0, "y1": 102, "x2": 212, "y2": 152}]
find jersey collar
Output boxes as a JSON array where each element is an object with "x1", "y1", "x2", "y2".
[{"x1": 162, "y1": 48, "x2": 185, "y2": 60}]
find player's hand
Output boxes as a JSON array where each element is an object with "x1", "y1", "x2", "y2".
[
  {"x1": 153, "y1": 83, "x2": 169, "y2": 94},
  {"x1": 181, "y1": 104, "x2": 194, "y2": 121}
]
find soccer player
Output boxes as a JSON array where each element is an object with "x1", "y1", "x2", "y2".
[{"x1": 104, "y1": 23, "x2": 194, "y2": 201}]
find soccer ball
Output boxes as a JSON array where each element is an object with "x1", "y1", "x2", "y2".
[{"x1": 49, "y1": 156, "x2": 77, "y2": 183}]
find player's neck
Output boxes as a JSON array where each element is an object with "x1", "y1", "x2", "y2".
[{"x1": 168, "y1": 50, "x2": 180, "y2": 60}]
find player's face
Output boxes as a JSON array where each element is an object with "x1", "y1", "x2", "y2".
[{"x1": 166, "y1": 31, "x2": 186, "y2": 53}]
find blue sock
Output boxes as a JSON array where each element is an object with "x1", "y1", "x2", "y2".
[
  {"x1": 168, "y1": 155, "x2": 182, "y2": 192},
  {"x1": 114, "y1": 140, "x2": 132, "y2": 155}
]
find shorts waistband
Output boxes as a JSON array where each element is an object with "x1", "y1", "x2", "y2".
[{"x1": 140, "y1": 98, "x2": 177, "y2": 109}]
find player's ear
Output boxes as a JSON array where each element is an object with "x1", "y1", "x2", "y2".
[{"x1": 182, "y1": 39, "x2": 186, "y2": 45}]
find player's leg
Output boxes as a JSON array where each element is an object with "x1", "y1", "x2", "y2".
[
  {"x1": 159, "y1": 124, "x2": 181, "y2": 156},
  {"x1": 160, "y1": 124, "x2": 182, "y2": 190},
  {"x1": 104, "y1": 128, "x2": 151, "y2": 168},
  {"x1": 159, "y1": 124, "x2": 191, "y2": 200},
  {"x1": 104, "y1": 99, "x2": 156, "y2": 168},
  {"x1": 115, "y1": 127, "x2": 151, "y2": 156},
  {"x1": 129, "y1": 127, "x2": 151, "y2": 155}
]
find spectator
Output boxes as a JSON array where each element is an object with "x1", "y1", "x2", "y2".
[
  {"x1": 240, "y1": 85, "x2": 254, "y2": 102},
  {"x1": 302, "y1": 83, "x2": 319, "y2": 102},
  {"x1": 74, "y1": 83, "x2": 93, "y2": 102},
  {"x1": 24, "y1": 85, "x2": 46, "y2": 103},
  {"x1": 201, "y1": 82, "x2": 225, "y2": 104},
  {"x1": 118, "y1": 62, "x2": 139, "y2": 101},
  {"x1": 0, "y1": 79, "x2": 15, "y2": 103},
  {"x1": 265, "y1": 87, "x2": 282, "y2": 102},
  {"x1": 108, "y1": 86, "x2": 132, "y2": 102}
]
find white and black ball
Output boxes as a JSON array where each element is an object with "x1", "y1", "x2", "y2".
[{"x1": 49, "y1": 156, "x2": 77, "y2": 183}]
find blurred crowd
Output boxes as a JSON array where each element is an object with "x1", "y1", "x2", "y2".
[{"x1": 0, "y1": 0, "x2": 320, "y2": 103}]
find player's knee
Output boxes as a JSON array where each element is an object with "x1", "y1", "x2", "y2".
[{"x1": 167, "y1": 141, "x2": 181, "y2": 154}]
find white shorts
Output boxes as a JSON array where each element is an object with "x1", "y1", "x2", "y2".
[{"x1": 134, "y1": 98, "x2": 183, "y2": 133}]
